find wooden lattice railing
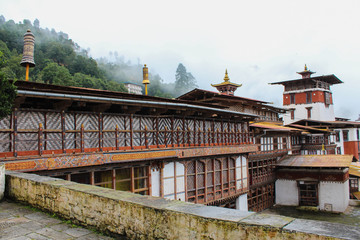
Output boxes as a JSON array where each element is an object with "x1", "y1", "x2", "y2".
[{"x1": 0, "y1": 109, "x2": 253, "y2": 158}]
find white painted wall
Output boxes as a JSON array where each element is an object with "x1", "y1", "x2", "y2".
[
  {"x1": 319, "y1": 180, "x2": 349, "y2": 212},
  {"x1": 235, "y1": 193, "x2": 248, "y2": 211},
  {"x1": 283, "y1": 102, "x2": 335, "y2": 125},
  {"x1": 0, "y1": 163, "x2": 4, "y2": 200},
  {"x1": 236, "y1": 155, "x2": 248, "y2": 190},
  {"x1": 163, "y1": 161, "x2": 185, "y2": 201},
  {"x1": 275, "y1": 179, "x2": 299, "y2": 206},
  {"x1": 276, "y1": 178, "x2": 349, "y2": 212},
  {"x1": 334, "y1": 128, "x2": 360, "y2": 155},
  {"x1": 151, "y1": 167, "x2": 160, "y2": 197}
]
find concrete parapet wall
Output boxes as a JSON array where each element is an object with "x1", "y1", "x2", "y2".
[{"x1": 5, "y1": 171, "x2": 360, "y2": 240}]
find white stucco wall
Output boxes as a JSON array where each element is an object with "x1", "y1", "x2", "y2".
[
  {"x1": 276, "y1": 178, "x2": 349, "y2": 212},
  {"x1": 235, "y1": 193, "x2": 248, "y2": 211},
  {"x1": 334, "y1": 128, "x2": 360, "y2": 155},
  {"x1": 319, "y1": 180, "x2": 349, "y2": 212},
  {"x1": 275, "y1": 179, "x2": 299, "y2": 206},
  {"x1": 163, "y1": 161, "x2": 185, "y2": 201},
  {"x1": 283, "y1": 102, "x2": 335, "y2": 125},
  {"x1": 236, "y1": 155, "x2": 248, "y2": 190},
  {"x1": 151, "y1": 167, "x2": 161, "y2": 197},
  {"x1": 0, "y1": 163, "x2": 4, "y2": 201}
]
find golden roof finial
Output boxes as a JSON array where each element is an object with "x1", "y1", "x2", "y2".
[
  {"x1": 304, "y1": 64, "x2": 308, "y2": 71},
  {"x1": 142, "y1": 64, "x2": 150, "y2": 95},
  {"x1": 224, "y1": 69, "x2": 230, "y2": 82}
]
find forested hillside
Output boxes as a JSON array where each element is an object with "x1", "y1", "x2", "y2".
[{"x1": 0, "y1": 16, "x2": 198, "y2": 98}]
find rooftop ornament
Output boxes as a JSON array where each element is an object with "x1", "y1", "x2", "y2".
[
  {"x1": 296, "y1": 64, "x2": 315, "y2": 79},
  {"x1": 20, "y1": 29, "x2": 36, "y2": 81},
  {"x1": 211, "y1": 69, "x2": 242, "y2": 96},
  {"x1": 142, "y1": 64, "x2": 150, "y2": 95}
]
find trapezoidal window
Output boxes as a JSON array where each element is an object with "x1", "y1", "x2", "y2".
[{"x1": 298, "y1": 181, "x2": 318, "y2": 206}]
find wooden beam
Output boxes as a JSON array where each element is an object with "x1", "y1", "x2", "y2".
[
  {"x1": 13, "y1": 96, "x2": 26, "y2": 108},
  {"x1": 53, "y1": 100, "x2": 73, "y2": 111},
  {"x1": 90, "y1": 103, "x2": 111, "y2": 112}
]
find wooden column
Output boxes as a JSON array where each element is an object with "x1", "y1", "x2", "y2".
[
  {"x1": 80, "y1": 124, "x2": 84, "y2": 152},
  {"x1": 171, "y1": 116, "x2": 174, "y2": 147},
  {"x1": 44, "y1": 112, "x2": 47, "y2": 150},
  {"x1": 148, "y1": 165, "x2": 152, "y2": 196},
  {"x1": 124, "y1": 116, "x2": 127, "y2": 147},
  {"x1": 174, "y1": 161, "x2": 177, "y2": 200},
  {"x1": 203, "y1": 119, "x2": 206, "y2": 146},
  {"x1": 112, "y1": 169, "x2": 116, "y2": 190},
  {"x1": 90, "y1": 171, "x2": 95, "y2": 185},
  {"x1": 194, "y1": 160, "x2": 198, "y2": 203},
  {"x1": 61, "y1": 111, "x2": 66, "y2": 153},
  {"x1": 182, "y1": 118, "x2": 185, "y2": 147},
  {"x1": 156, "y1": 116, "x2": 159, "y2": 148},
  {"x1": 160, "y1": 162, "x2": 164, "y2": 197},
  {"x1": 193, "y1": 119, "x2": 196, "y2": 146},
  {"x1": 13, "y1": 109, "x2": 17, "y2": 157},
  {"x1": 144, "y1": 125, "x2": 148, "y2": 149},
  {"x1": 115, "y1": 125, "x2": 119, "y2": 150},
  {"x1": 38, "y1": 123, "x2": 43, "y2": 156},
  {"x1": 130, "y1": 167, "x2": 135, "y2": 193},
  {"x1": 98, "y1": 113, "x2": 103, "y2": 152},
  {"x1": 204, "y1": 160, "x2": 207, "y2": 203},
  {"x1": 130, "y1": 114, "x2": 134, "y2": 149},
  {"x1": 73, "y1": 113, "x2": 77, "y2": 149}
]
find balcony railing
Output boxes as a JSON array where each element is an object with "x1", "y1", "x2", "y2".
[{"x1": 0, "y1": 109, "x2": 253, "y2": 158}]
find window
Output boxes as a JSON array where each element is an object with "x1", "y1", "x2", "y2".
[
  {"x1": 350, "y1": 178, "x2": 359, "y2": 197},
  {"x1": 306, "y1": 92, "x2": 312, "y2": 104},
  {"x1": 337, "y1": 147, "x2": 341, "y2": 154},
  {"x1": 325, "y1": 92, "x2": 330, "y2": 105},
  {"x1": 335, "y1": 131, "x2": 340, "y2": 142},
  {"x1": 273, "y1": 138, "x2": 278, "y2": 150},
  {"x1": 298, "y1": 181, "x2": 318, "y2": 206},
  {"x1": 290, "y1": 94, "x2": 295, "y2": 104},
  {"x1": 306, "y1": 107, "x2": 312, "y2": 119},
  {"x1": 186, "y1": 157, "x2": 242, "y2": 204},
  {"x1": 291, "y1": 110, "x2": 295, "y2": 120},
  {"x1": 343, "y1": 130, "x2": 349, "y2": 142}
]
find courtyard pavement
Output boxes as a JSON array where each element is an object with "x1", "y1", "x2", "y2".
[
  {"x1": 262, "y1": 204, "x2": 360, "y2": 228},
  {"x1": 0, "y1": 199, "x2": 114, "y2": 240}
]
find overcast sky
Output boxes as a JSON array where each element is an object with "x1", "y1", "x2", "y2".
[{"x1": 2, "y1": 0, "x2": 360, "y2": 120}]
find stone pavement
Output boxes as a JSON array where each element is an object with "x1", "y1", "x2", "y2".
[{"x1": 0, "y1": 200, "x2": 114, "y2": 240}]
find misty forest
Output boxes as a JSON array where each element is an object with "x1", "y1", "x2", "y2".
[{"x1": 0, "y1": 16, "x2": 198, "y2": 98}]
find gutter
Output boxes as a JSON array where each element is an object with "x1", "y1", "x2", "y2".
[{"x1": 17, "y1": 90, "x2": 258, "y2": 119}]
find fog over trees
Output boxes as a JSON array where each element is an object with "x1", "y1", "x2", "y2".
[{"x1": 0, "y1": 16, "x2": 198, "y2": 98}]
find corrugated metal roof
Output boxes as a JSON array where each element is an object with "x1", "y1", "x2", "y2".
[
  {"x1": 250, "y1": 122, "x2": 301, "y2": 132},
  {"x1": 350, "y1": 162, "x2": 360, "y2": 177},
  {"x1": 277, "y1": 155, "x2": 353, "y2": 168}
]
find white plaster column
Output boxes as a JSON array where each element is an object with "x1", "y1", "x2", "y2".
[
  {"x1": 235, "y1": 193, "x2": 248, "y2": 211},
  {"x1": 275, "y1": 179, "x2": 299, "y2": 206},
  {"x1": 0, "y1": 163, "x2": 4, "y2": 200}
]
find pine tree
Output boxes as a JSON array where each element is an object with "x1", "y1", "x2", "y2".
[{"x1": 174, "y1": 63, "x2": 197, "y2": 96}]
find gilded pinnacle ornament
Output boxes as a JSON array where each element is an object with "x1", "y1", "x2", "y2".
[
  {"x1": 20, "y1": 29, "x2": 35, "y2": 81},
  {"x1": 142, "y1": 64, "x2": 150, "y2": 95}
]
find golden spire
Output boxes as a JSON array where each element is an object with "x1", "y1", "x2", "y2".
[
  {"x1": 224, "y1": 69, "x2": 230, "y2": 82},
  {"x1": 304, "y1": 64, "x2": 308, "y2": 71},
  {"x1": 142, "y1": 64, "x2": 150, "y2": 95}
]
